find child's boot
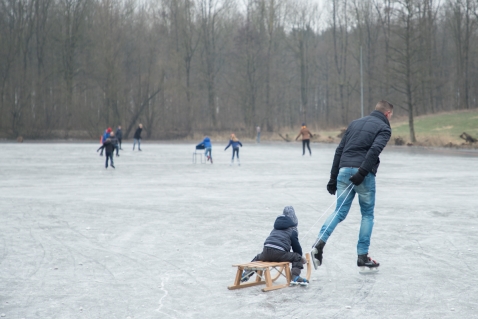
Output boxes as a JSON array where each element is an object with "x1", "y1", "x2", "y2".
[
  {"x1": 290, "y1": 276, "x2": 309, "y2": 287},
  {"x1": 240, "y1": 270, "x2": 255, "y2": 283}
]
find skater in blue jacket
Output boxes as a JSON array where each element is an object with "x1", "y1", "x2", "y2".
[
  {"x1": 241, "y1": 206, "x2": 309, "y2": 286},
  {"x1": 198, "y1": 136, "x2": 213, "y2": 164},
  {"x1": 224, "y1": 133, "x2": 242, "y2": 166}
]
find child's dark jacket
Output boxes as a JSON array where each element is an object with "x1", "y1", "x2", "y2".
[
  {"x1": 97, "y1": 139, "x2": 115, "y2": 153},
  {"x1": 263, "y1": 215, "x2": 302, "y2": 256}
]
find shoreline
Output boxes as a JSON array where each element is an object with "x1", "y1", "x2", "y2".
[{"x1": 2, "y1": 138, "x2": 477, "y2": 156}]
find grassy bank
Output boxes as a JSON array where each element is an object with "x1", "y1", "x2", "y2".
[
  {"x1": 391, "y1": 109, "x2": 478, "y2": 146},
  {"x1": 274, "y1": 109, "x2": 478, "y2": 148}
]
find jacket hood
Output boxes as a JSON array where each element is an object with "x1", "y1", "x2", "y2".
[
  {"x1": 204, "y1": 137, "x2": 210, "y2": 142},
  {"x1": 273, "y1": 216, "x2": 297, "y2": 230}
]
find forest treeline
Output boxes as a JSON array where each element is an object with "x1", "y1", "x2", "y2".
[{"x1": 1, "y1": 0, "x2": 477, "y2": 141}]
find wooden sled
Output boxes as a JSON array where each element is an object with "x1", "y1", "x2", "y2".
[{"x1": 228, "y1": 252, "x2": 312, "y2": 292}]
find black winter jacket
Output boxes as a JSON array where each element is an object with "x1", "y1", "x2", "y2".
[
  {"x1": 97, "y1": 139, "x2": 116, "y2": 153},
  {"x1": 331, "y1": 110, "x2": 391, "y2": 177},
  {"x1": 134, "y1": 127, "x2": 142, "y2": 139},
  {"x1": 263, "y1": 215, "x2": 302, "y2": 256},
  {"x1": 115, "y1": 128, "x2": 123, "y2": 139}
]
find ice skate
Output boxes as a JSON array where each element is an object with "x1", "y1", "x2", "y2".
[
  {"x1": 357, "y1": 254, "x2": 380, "y2": 274},
  {"x1": 111, "y1": 165, "x2": 115, "y2": 169},
  {"x1": 240, "y1": 270, "x2": 255, "y2": 283},
  {"x1": 290, "y1": 276, "x2": 309, "y2": 287},
  {"x1": 311, "y1": 239, "x2": 325, "y2": 270}
]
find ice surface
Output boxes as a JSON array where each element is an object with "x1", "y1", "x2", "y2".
[{"x1": 1, "y1": 142, "x2": 478, "y2": 318}]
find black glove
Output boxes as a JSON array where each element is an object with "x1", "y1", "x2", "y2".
[
  {"x1": 326, "y1": 176, "x2": 337, "y2": 195},
  {"x1": 349, "y1": 168, "x2": 368, "y2": 186}
]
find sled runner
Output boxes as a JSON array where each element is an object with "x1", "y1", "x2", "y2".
[{"x1": 228, "y1": 253, "x2": 312, "y2": 292}]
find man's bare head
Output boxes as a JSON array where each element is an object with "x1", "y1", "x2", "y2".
[
  {"x1": 375, "y1": 100, "x2": 393, "y2": 120},
  {"x1": 375, "y1": 100, "x2": 393, "y2": 113}
]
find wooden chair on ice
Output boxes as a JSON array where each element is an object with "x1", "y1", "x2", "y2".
[{"x1": 227, "y1": 252, "x2": 312, "y2": 292}]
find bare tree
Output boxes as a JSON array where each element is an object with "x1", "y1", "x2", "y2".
[
  {"x1": 287, "y1": 0, "x2": 319, "y2": 124},
  {"x1": 391, "y1": 0, "x2": 420, "y2": 143},
  {"x1": 448, "y1": 0, "x2": 476, "y2": 110},
  {"x1": 199, "y1": 0, "x2": 233, "y2": 128},
  {"x1": 58, "y1": 0, "x2": 89, "y2": 135},
  {"x1": 330, "y1": 0, "x2": 351, "y2": 125}
]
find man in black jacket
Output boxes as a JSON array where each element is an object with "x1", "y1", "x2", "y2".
[
  {"x1": 133, "y1": 124, "x2": 143, "y2": 151},
  {"x1": 115, "y1": 125, "x2": 123, "y2": 150},
  {"x1": 311, "y1": 100, "x2": 393, "y2": 271},
  {"x1": 241, "y1": 206, "x2": 309, "y2": 285}
]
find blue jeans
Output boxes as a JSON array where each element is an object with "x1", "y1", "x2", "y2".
[
  {"x1": 317, "y1": 167, "x2": 376, "y2": 255},
  {"x1": 105, "y1": 152, "x2": 114, "y2": 168},
  {"x1": 133, "y1": 138, "x2": 141, "y2": 150},
  {"x1": 205, "y1": 147, "x2": 212, "y2": 159}
]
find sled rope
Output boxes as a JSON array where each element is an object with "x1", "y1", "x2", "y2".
[
  {"x1": 300, "y1": 183, "x2": 354, "y2": 243},
  {"x1": 313, "y1": 183, "x2": 355, "y2": 245}
]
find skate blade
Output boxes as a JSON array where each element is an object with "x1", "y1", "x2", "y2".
[
  {"x1": 358, "y1": 267, "x2": 379, "y2": 274},
  {"x1": 299, "y1": 282, "x2": 309, "y2": 287},
  {"x1": 310, "y1": 249, "x2": 320, "y2": 270},
  {"x1": 290, "y1": 282, "x2": 299, "y2": 286}
]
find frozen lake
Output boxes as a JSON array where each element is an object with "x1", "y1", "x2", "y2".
[{"x1": 1, "y1": 141, "x2": 477, "y2": 319}]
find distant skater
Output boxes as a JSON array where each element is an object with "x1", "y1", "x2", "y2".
[
  {"x1": 97, "y1": 137, "x2": 116, "y2": 169},
  {"x1": 224, "y1": 133, "x2": 242, "y2": 166},
  {"x1": 197, "y1": 136, "x2": 213, "y2": 164},
  {"x1": 115, "y1": 125, "x2": 123, "y2": 150},
  {"x1": 256, "y1": 125, "x2": 261, "y2": 143},
  {"x1": 133, "y1": 124, "x2": 143, "y2": 151},
  {"x1": 295, "y1": 123, "x2": 313, "y2": 156},
  {"x1": 99, "y1": 127, "x2": 112, "y2": 156},
  {"x1": 241, "y1": 206, "x2": 309, "y2": 286},
  {"x1": 108, "y1": 131, "x2": 120, "y2": 156},
  {"x1": 311, "y1": 100, "x2": 393, "y2": 272}
]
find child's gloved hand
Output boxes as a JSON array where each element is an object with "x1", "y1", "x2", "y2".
[{"x1": 301, "y1": 257, "x2": 307, "y2": 264}]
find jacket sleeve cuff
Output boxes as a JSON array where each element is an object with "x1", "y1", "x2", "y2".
[{"x1": 358, "y1": 167, "x2": 369, "y2": 176}]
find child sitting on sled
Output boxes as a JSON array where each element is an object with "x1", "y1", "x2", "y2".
[{"x1": 241, "y1": 206, "x2": 309, "y2": 285}]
